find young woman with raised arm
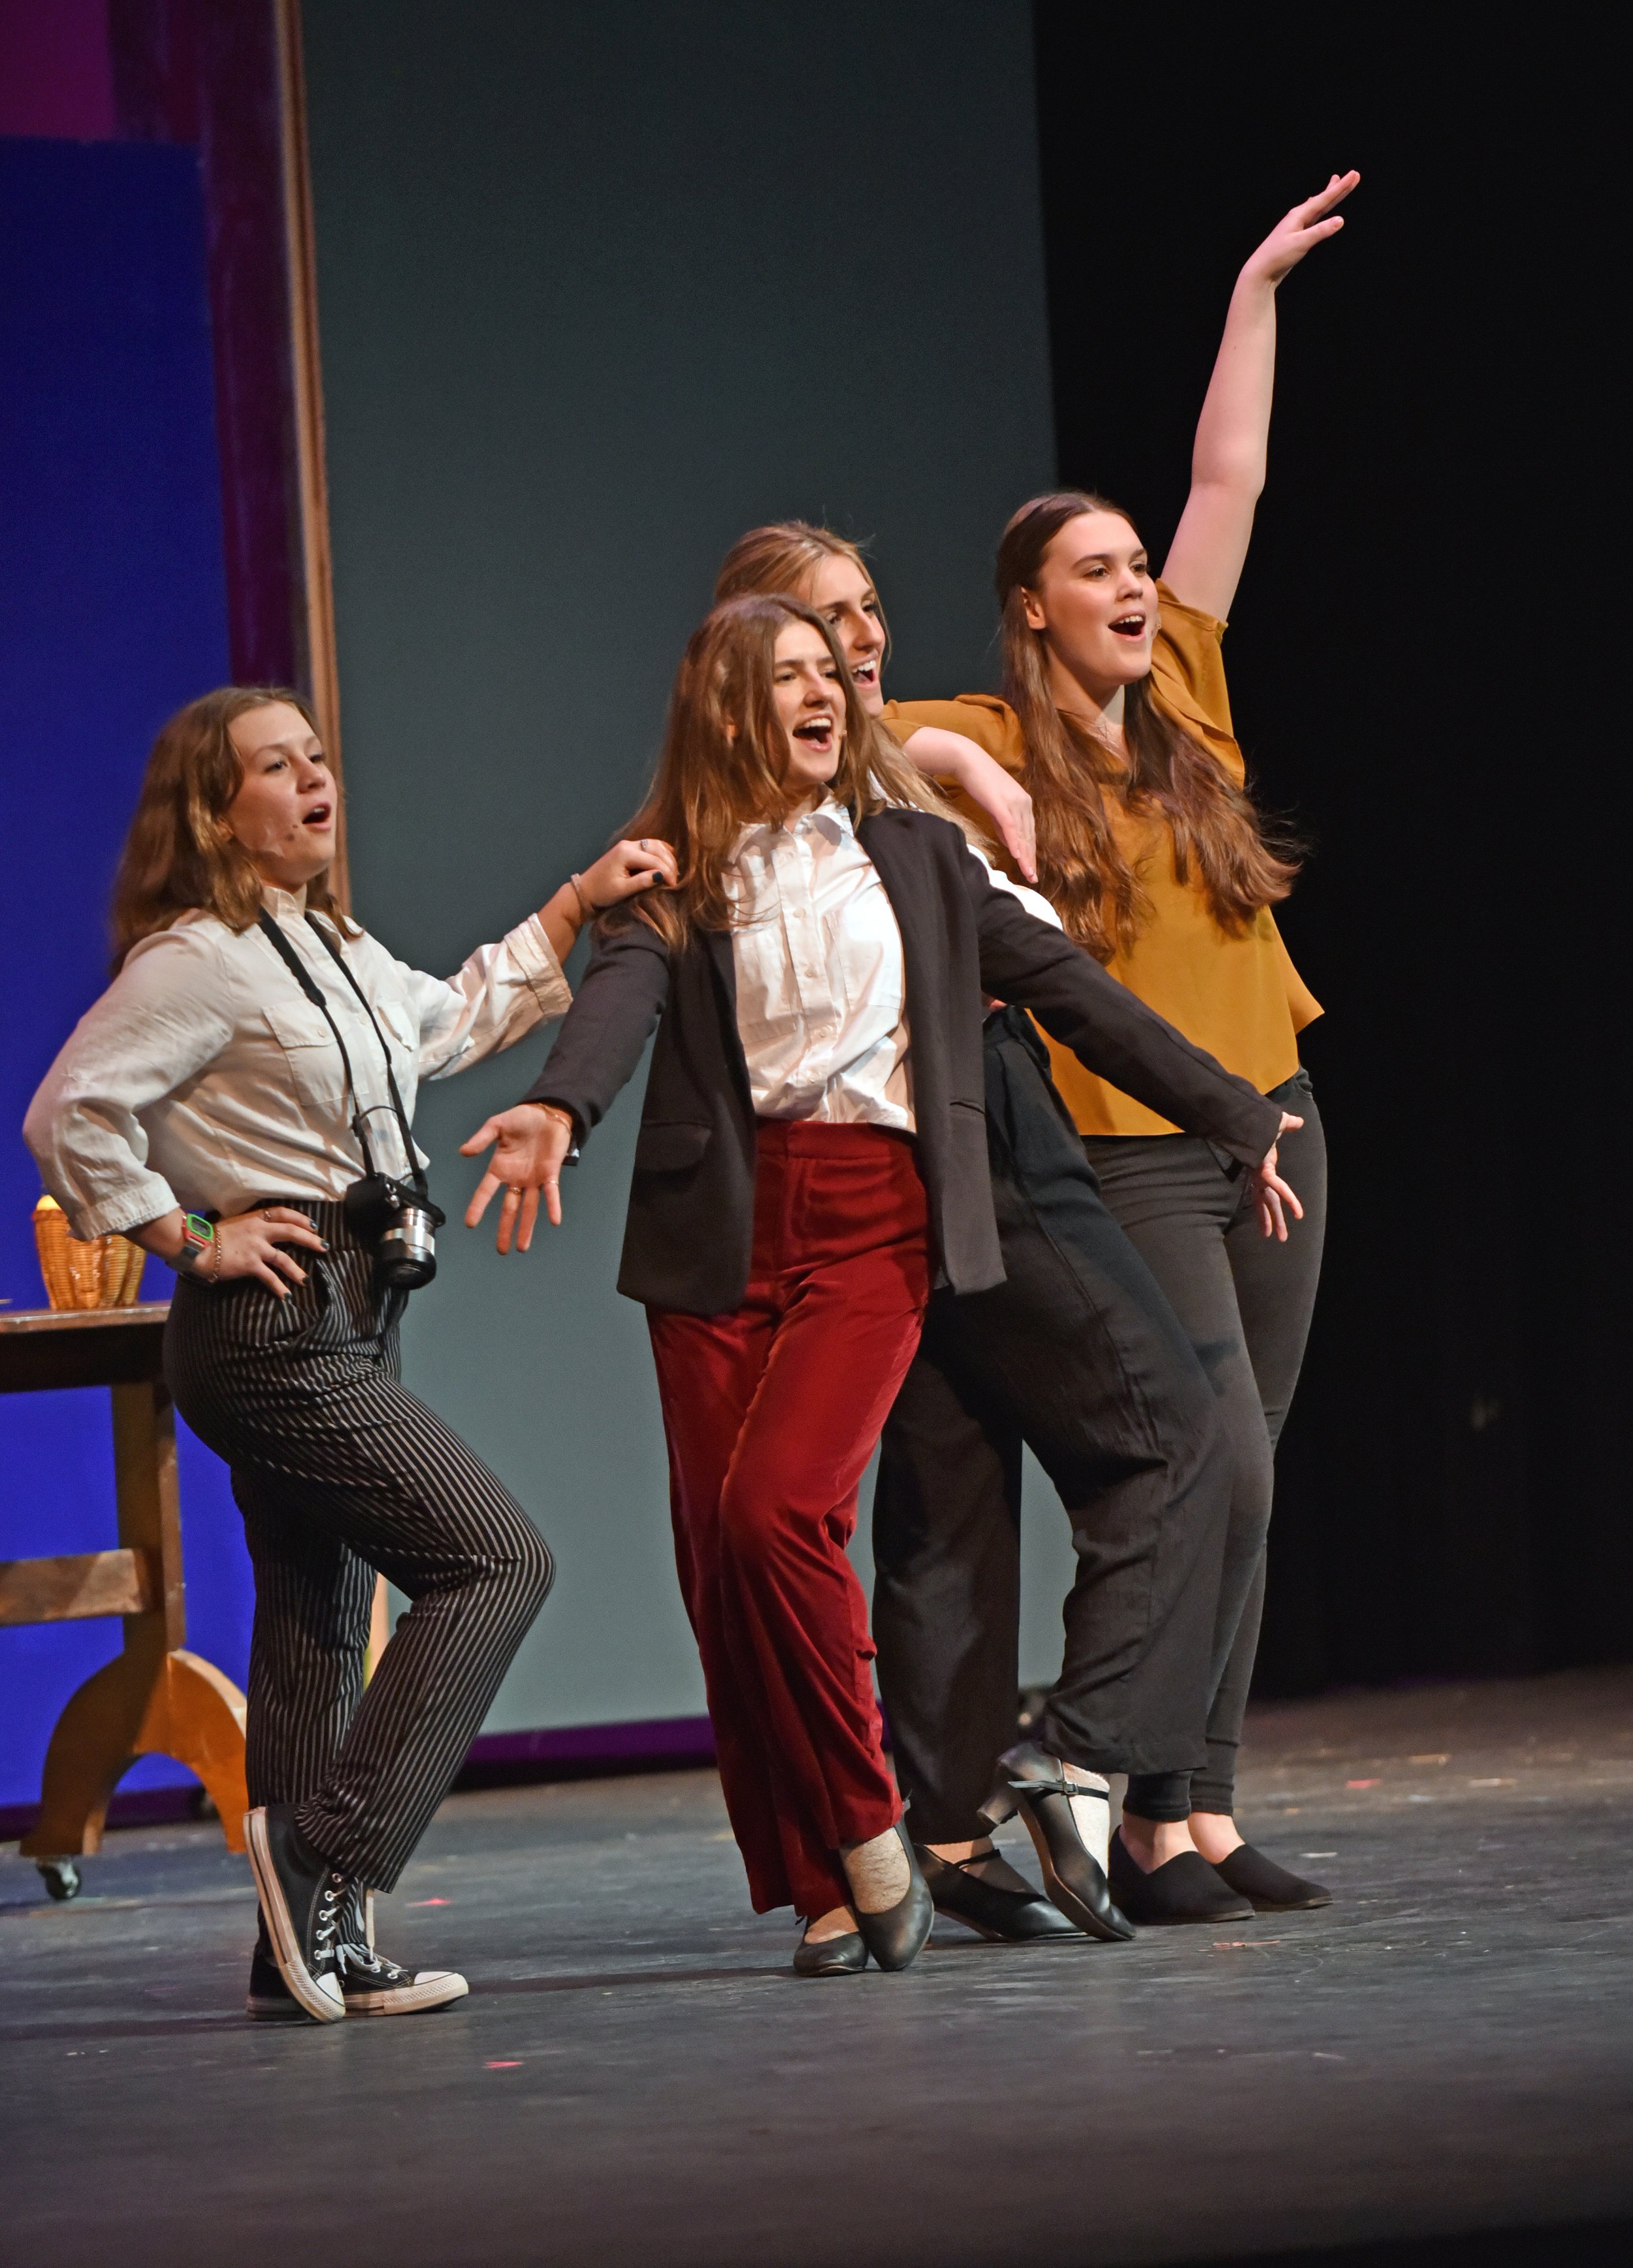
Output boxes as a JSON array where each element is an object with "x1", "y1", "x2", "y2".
[
  {"x1": 25, "y1": 687, "x2": 673, "y2": 2022},
  {"x1": 880, "y1": 175, "x2": 1356, "y2": 1921},
  {"x1": 462, "y1": 598, "x2": 1293, "y2": 1973}
]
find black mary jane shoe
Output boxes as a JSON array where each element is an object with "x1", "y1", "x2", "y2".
[
  {"x1": 1210, "y1": 1842, "x2": 1333, "y2": 1913},
  {"x1": 1107, "y1": 1827, "x2": 1253, "y2": 1926},
  {"x1": 793, "y1": 1928, "x2": 869, "y2": 1977},
  {"x1": 849, "y1": 1821, "x2": 934, "y2": 1973},
  {"x1": 979, "y1": 1744, "x2": 1135, "y2": 1944},
  {"x1": 916, "y1": 1844, "x2": 1082, "y2": 1943}
]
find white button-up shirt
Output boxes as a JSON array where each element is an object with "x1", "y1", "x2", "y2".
[
  {"x1": 25, "y1": 886, "x2": 570, "y2": 1238},
  {"x1": 726, "y1": 799, "x2": 1061, "y2": 1135}
]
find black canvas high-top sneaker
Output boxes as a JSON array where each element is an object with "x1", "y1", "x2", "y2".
[
  {"x1": 332, "y1": 1940, "x2": 470, "y2": 2017},
  {"x1": 247, "y1": 1882, "x2": 468, "y2": 2019},
  {"x1": 244, "y1": 1805, "x2": 348, "y2": 2022}
]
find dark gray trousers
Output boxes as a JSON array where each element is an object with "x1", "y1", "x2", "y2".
[
  {"x1": 872, "y1": 1010, "x2": 1232, "y2": 1842},
  {"x1": 165, "y1": 1202, "x2": 553, "y2": 1891},
  {"x1": 1085, "y1": 1069, "x2": 1326, "y2": 1814}
]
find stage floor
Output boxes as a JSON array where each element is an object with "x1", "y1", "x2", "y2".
[{"x1": 3, "y1": 1667, "x2": 1629, "y2": 2268}]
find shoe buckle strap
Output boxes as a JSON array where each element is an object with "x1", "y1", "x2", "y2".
[{"x1": 1009, "y1": 1774, "x2": 1110, "y2": 1803}]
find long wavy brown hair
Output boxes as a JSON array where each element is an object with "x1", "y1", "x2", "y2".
[
  {"x1": 997, "y1": 490, "x2": 1300, "y2": 961},
  {"x1": 110, "y1": 686, "x2": 354, "y2": 970},
  {"x1": 618, "y1": 595, "x2": 950, "y2": 947}
]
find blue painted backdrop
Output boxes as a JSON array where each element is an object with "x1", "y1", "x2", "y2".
[{"x1": 0, "y1": 138, "x2": 250, "y2": 1810}]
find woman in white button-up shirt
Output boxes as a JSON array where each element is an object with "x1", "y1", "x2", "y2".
[
  {"x1": 25, "y1": 684, "x2": 672, "y2": 2023},
  {"x1": 464, "y1": 598, "x2": 1289, "y2": 1981}
]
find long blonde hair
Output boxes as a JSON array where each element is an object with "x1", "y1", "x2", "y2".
[
  {"x1": 997, "y1": 490, "x2": 1301, "y2": 961},
  {"x1": 714, "y1": 520, "x2": 890, "y2": 659},
  {"x1": 110, "y1": 686, "x2": 354, "y2": 969},
  {"x1": 619, "y1": 596, "x2": 950, "y2": 948}
]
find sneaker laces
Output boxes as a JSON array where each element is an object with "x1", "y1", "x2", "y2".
[
  {"x1": 334, "y1": 1940, "x2": 412, "y2": 1985},
  {"x1": 312, "y1": 1872, "x2": 347, "y2": 1964}
]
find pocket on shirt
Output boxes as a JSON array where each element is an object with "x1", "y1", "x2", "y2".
[{"x1": 261, "y1": 1003, "x2": 347, "y2": 1115}]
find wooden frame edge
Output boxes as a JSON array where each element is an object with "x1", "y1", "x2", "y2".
[{"x1": 274, "y1": 0, "x2": 349, "y2": 910}]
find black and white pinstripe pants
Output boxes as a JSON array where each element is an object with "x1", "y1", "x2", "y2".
[{"x1": 165, "y1": 1200, "x2": 553, "y2": 1891}]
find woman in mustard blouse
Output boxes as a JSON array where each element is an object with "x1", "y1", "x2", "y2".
[{"x1": 884, "y1": 174, "x2": 1357, "y2": 1916}]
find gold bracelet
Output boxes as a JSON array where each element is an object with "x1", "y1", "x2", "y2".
[
  {"x1": 529, "y1": 1102, "x2": 577, "y2": 1138},
  {"x1": 569, "y1": 872, "x2": 602, "y2": 923}
]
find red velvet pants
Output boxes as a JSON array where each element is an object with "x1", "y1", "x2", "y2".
[{"x1": 647, "y1": 1121, "x2": 931, "y2": 1919}]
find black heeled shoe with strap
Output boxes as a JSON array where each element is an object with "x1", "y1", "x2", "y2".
[
  {"x1": 980, "y1": 1744, "x2": 1135, "y2": 1943},
  {"x1": 916, "y1": 1845, "x2": 1082, "y2": 1943}
]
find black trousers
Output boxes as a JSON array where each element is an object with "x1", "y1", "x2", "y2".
[
  {"x1": 1085, "y1": 1070, "x2": 1326, "y2": 1814},
  {"x1": 872, "y1": 1010, "x2": 1231, "y2": 1842},
  {"x1": 165, "y1": 1202, "x2": 553, "y2": 1892}
]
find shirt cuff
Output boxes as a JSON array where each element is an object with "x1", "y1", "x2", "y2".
[
  {"x1": 67, "y1": 1173, "x2": 179, "y2": 1243},
  {"x1": 506, "y1": 912, "x2": 574, "y2": 1018}
]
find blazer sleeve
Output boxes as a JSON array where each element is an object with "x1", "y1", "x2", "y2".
[
  {"x1": 519, "y1": 916, "x2": 672, "y2": 1140},
  {"x1": 962, "y1": 855, "x2": 1284, "y2": 1167}
]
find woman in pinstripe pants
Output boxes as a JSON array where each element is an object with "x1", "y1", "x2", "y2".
[{"x1": 26, "y1": 686, "x2": 675, "y2": 2023}]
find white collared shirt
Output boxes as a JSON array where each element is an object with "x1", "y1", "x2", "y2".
[
  {"x1": 25, "y1": 886, "x2": 571, "y2": 1238},
  {"x1": 726, "y1": 800, "x2": 1061, "y2": 1135}
]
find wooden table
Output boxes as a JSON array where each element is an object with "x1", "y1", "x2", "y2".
[{"x1": 0, "y1": 1304, "x2": 248, "y2": 1896}]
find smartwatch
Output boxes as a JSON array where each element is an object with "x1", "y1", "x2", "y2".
[{"x1": 176, "y1": 1213, "x2": 218, "y2": 1272}]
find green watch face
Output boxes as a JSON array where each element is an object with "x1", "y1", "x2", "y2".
[{"x1": 183, "y1": 1213, "x2": 216, "y2": 1244}]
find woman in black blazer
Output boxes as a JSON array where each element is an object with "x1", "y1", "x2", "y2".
[{"x1": 464, "y1": 596, "x2": 1294, "y2": 1977}]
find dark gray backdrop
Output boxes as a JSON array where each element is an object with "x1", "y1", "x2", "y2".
[{"x1": 302, "y1": 0, "x2": 1071, "y2": 1732}]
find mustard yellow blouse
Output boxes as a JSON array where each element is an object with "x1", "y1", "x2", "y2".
[{"x1": 882, "y1": 583, "x2": 1321, "y2": 1137}]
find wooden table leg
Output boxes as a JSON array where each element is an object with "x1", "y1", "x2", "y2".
[{"x1": 20, "y1": 1380, "x2": 248, "y2": 1859}]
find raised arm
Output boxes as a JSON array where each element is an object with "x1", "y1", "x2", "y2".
[
  {"x1": 399, "y1": 835, "x2": 677, "y2": 1081},
  {"x1": 1161, "y1": 172, "x2": 1359, "y2": 622}
]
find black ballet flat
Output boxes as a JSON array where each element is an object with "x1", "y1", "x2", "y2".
[
  {"x1": 850, "y1": 1821, "x2": 934, "y2": 1973},
  {"x1": 1210, "y1": 1842, "x2": 1333, "y2": 1913},
  {"x1": 979, "y1": 1744, "x2": 1135, "y2": 1944},
  {"x1": 916, "y1": 1845, "x2": 1082, "y2": 1943},
  {"x1": 793, "y1": 1928, "x2": 868, "y2": 1977},
  {"x1": 1107, "y1": 1829, "x2": 1253, "y2": 1926}
]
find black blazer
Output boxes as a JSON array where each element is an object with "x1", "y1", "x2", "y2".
[{"x1": 526, "y1": 809, "x2": 1284, "y2": 1314}]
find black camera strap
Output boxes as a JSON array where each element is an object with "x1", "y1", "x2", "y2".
[
  {"x1": 303, "y1": 915, "x2": 430, "y2": 1198},
  {"x1": 255, "y1": 910, "x2": 426, "y2": 1198}
]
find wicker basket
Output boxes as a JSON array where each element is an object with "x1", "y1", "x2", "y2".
[{"x1": 33, "y1": 1195, "x2": 147, "y2": 1311}]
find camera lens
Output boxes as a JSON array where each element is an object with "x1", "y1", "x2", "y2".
[{"x1": 378, "y1": 1203, "x2": 438, "y2": 1290}]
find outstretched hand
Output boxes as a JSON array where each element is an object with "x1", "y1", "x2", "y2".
[
  {"x1": 461, "y1": 1104, "x2": 575, "y2": 1254},
  {"x1": 1241, "y1": 172, "x2": 1360, "y2": 291},
  {"x1": 1246, "y1": 1111, "x2": 1306, "y2": 1241}
]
